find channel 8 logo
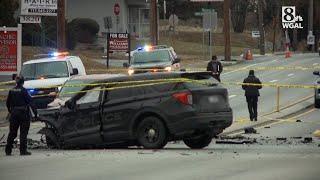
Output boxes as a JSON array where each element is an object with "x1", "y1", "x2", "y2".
[{"x1": 282, "y1": 6, "x2": 296, "y2": 23}]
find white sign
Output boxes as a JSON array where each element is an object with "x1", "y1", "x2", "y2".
[
  {"x1": 20, "y1": 16, "x2": 41, "y2": 23},
  {"x1": 169, "y1": 14, "x2": 179, "y2": 27},
  {"x1": 307, "y1": 35, "x2": 315, "y2": 45},
  {"x1": 282, "y1": 6, "x2": 303, "y2": 29},
  {"x1": 251, "y1": 31, "x2": 260, "y2": 38},
  {"x1": 21, "y1": 0, "x2": 58, "y2": 16}
]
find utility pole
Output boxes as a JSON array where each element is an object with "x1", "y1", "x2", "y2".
[
  {"x1": 308, "y1": 0, "x2": 314, "y2": 51},
  {"x1": 150, "y1": 0, "x2": 158, "y2": 45},
  {"x1": 258, "y1": 0, "x2": 265, "y2": 55},
  {"x1": 223, "y1": 0, "x2": 231, "y2": 61},
  {"x1": 57, "y1": 0, "x2": 66, "y2": 51}
]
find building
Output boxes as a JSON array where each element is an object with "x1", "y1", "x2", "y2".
[{"x1": 66, "y1": 0, "x2": 151, "y2": 39}]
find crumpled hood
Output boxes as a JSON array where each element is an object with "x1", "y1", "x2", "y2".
[
  {"x1": 24, "y1": 78, "x2": 69, "y2": 89},
  {"x1": 130, "y1": 61, "x2": 171, "y2": 69}
]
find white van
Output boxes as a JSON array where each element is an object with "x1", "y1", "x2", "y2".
[{"x1": 13, "y1": 53, "x2": 86, "y2": 109}]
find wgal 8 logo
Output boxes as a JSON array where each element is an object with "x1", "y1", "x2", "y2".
[{"x1": 282, "y1": 6, "x2": 303, "y2": 29}]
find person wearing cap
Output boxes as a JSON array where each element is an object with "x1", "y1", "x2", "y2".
[
  {"x1": 242, "y1": 70, "x2": 262, "y2": 121},
  {"x1": 5, "y1": 76, "x2": 35, "y2": 156},
  {"x1": 207, "y1": 55, "x2": 223, "y2": 82}
]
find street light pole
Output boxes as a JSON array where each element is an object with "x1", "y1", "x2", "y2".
[{"x1": 57, "y1": 0, "x2": 66, "y2": 51}]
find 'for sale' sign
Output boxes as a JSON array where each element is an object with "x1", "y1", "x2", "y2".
[
  {"x1": 108, "y1": 33, "x2": 130, "y2": 52},
  {"x1": 0, "y1": 25, "x2": 22, "y2": 75}
]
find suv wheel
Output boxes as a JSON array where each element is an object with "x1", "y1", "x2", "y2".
[
  {"x1": 183, "y1": 134, "x2": 212, "y2": 149},
  {"x1": 136, "y1": 117, "x2": 168, "y2": 149},
  {"x1": 315, "y1": 96, "x2": 320, "y2": 109}
]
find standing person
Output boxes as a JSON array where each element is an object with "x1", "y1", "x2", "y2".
[
  {"x1": 5, "y1": 76, "x2": 34, "y2": 156},
  {"x1": 242, "y1": 70, "x2": 262, "y2": 121},
  {"x1": 207, "y1": 55, "x2": 223, "y2": 82}
]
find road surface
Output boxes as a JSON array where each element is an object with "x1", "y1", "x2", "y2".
[{"x1": 0, "y1": 107, "x2": 319, "y2": 180}]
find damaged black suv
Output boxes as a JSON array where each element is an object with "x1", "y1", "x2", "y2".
[{"x1": 38, "y1": 72, "x2": 233, "y2": 149}]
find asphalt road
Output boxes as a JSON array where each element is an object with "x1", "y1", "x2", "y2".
[
  {"x1": 221, "y1": 53, "x2": 319, "y2": 121},
  {"x1": 0, "y1": 107, "x2": 319, "y2": 180}
]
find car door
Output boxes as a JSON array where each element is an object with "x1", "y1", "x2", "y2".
[{"x1": 72, "y1": 86, "x2": 104, "y2": 146}]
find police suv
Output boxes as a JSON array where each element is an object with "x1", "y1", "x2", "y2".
[
  {"x1": 123, "y1": 45, "x2": 181, "y2": 75},
  {"x1": 13, "y1": 52, "x2": 86, "y2": 109}
]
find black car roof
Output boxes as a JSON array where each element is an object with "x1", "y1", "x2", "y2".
[{"x1": 69, "y1": 72, "x2": 212, "y2": 86}]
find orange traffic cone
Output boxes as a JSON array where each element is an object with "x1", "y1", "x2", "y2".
[
  {"x1": 246, "y1": 49, "x2": 253, "y2": 60},
  {"x1": 285, "y1": 45, "x2": 291, "y2": 58}
]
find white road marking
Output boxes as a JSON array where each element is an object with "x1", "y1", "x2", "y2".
[
  {"x1": 229, "y1": 95, "x2": 237, "y2": 98},
  {"x1": 288, "y1": 73, "x2": 294, "y2": 77},
  {"x1": 313, "y1": 63, "x2": 319, "y2": 66},
  {"x1": 269, "y1": 79, "x2": 278, "y2": 83},
  {"x1": 224, "y1": 64, "x2": 258, "y2": 75}
]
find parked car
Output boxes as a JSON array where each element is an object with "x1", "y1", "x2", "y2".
[
  {"x1": 123, "y1": 45, "x2": 181, "y2": 75},
  {"x1": 38, "y1": 72, "x2": 233, "y2": 149},
  {"x1": 13, "y1": 52, "x2": 86, "y2": 109},
  {"x1": 313, "y1": 70, "x2": 320, "y2": 108}
]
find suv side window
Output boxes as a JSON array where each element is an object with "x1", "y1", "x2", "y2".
[
  {"x1": 106, "y1": 86, "x2": 144, "y2": 100},
  {"x1": 76, "y1": 87, "x2": 101, "y2": 105}
]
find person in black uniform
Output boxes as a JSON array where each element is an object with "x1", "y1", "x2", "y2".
[
  {"x1": 207, "y1": 55, "x2": 223, "y2": 82},
  {"x1": 242, "y1": 70, "x2": 262, "y2": 121},
  {"x1": 5, "y1": 76, "x2": 34, "y2": 156}
]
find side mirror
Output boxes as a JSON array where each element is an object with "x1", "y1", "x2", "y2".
[
  {"x1": 123, "y1": 62, "x2": 129, "y2": 68},
  {"x1": 71, "y1": 68, "x2": 79, "y2": 76},
  {"x1": 313, "y1": 71, "x2": 320, "y2": 76},
  {"x1": 173, "y1": 58, "x2": 181, "y2": 64},
  {"x1": 12, "y1": 74, "x2": 17, "y2": 80},
  {"x1": 65, "y1": 99, "x2": 75, "y2": 110}
]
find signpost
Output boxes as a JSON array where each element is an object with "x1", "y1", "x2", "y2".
[
  {"x1": 21, "y1": 0, "x2": 58, "y2": 16},
  {"x1": 106, "y1": 33, "x2": 130, "y2": 68},
  {"x1": 0, "y1": 25, "x2": 22, "y2": 75}
]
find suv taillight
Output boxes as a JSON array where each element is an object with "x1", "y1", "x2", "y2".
[{"x1": 172, "y1": 92, "x2": 193, "y2": 105}]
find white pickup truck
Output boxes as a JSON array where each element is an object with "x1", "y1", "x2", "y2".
[{"x1": 13, "y1": 52, "x2": 86, "y2": 109}]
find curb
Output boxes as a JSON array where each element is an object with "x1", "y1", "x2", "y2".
[{"x1": 221, "y1": 102, "x2": 314, "y2": 136}]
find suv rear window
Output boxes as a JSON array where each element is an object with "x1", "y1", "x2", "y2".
[{"x1": 132, "y1": 50, "x2": 170, "y2": 64}]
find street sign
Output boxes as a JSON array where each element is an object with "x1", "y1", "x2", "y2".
[
  {"x1": 307, "y1": 31, "x2": 315, "y2": 45},
  {"x1": 21, "y1": 0, "x2": 57, "y2": 16},
  {"x1": 251, "y1": 31, "x2": 260, "y2": 38},
  {"x1": 20, "y1": 16, "x2": 41, "y2": 24},
  {"x1": 114, "y1": 3, "x2": 120, "y2": 16},
  {"x1": 203, "y1": 10, "x2": 217, "y2": 31},
  {"x1": 0, "y1": 25, "x2": 22, "y2": 75},
  {"x1": 169, "y1": 14, "x2": 179, "y2": 27}
]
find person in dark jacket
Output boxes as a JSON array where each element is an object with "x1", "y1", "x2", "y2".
[
  {"x1": 5, "y1": 76, "x2": 34, "y2": 156},
  {"x1": 207, "y1": 55, "x2": 223, "y2": 82},
  {"x1": 242, "y1": 70, "x2": 262, "y2": 121}
]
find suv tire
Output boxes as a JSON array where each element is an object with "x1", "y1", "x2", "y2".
[
  {"x1": 183, "y1": 134, "x2": 212, "y2": 149},
  {"x1": 136, "y1": 117, "x2": 168, "y2": 149}
]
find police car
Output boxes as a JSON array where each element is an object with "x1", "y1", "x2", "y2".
[
  {"x1": 123, "y1": 45, "x2": 181, "y2": 75},
  {"x1": 313, "y1": 70, "x2": 320, "y2": 108},
  {"x1": 13, "y1": 52, "x2": 86, "y2": 109}
]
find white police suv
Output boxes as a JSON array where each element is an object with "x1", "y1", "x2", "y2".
[{"x1": 13, "y1": 52, "x2": 86, "y2": 109}]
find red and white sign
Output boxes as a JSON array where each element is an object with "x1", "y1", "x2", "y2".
[
  {"x1": 0, "y1": 25, "x2": 22, "y2": 75},
  {"x1": 114, "y1": 3, "x2": 120, "y2": 16},
  {"x1": 108, "y1": 33, "x2": 129, "y2": 52}
]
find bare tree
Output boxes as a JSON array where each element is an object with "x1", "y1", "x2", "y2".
[{"x1": 230, "y1": 0, "x2": 249, "y2": 33}]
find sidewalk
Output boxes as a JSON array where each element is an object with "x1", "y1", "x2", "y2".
[{"x1": 222, "y1": 97, "x2": 314, "y2": 136}]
